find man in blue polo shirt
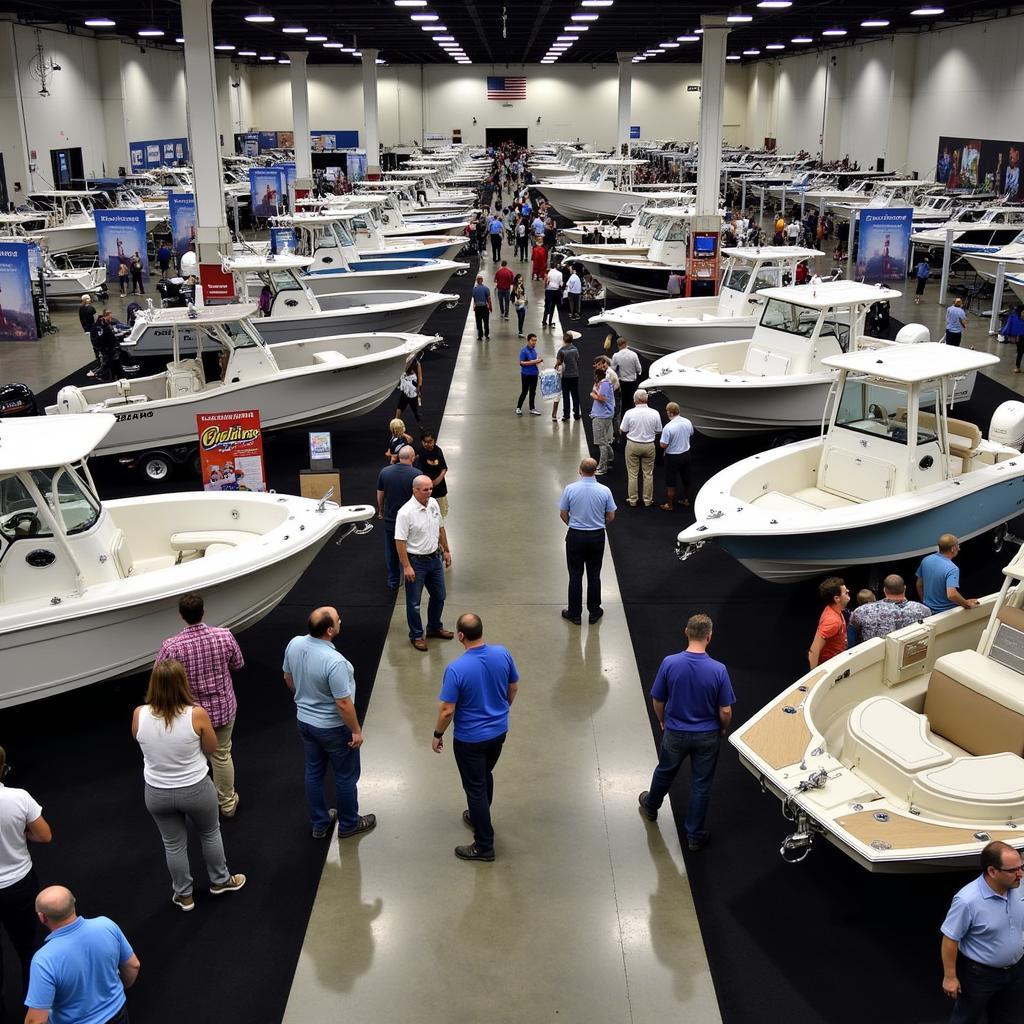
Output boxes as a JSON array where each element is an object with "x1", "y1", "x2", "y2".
[
  {"x1": 558, "y1": 457, "x2": 617, "y2": 625},
  {"x1": 638, "y1": 613, "x2": 736, "y2": 852},
  {"x1": 25, "y1": 886, "x2": 139, "y2": 1024},
  {"x1": 431, "y1": 613, "x2": 520, "y2": 862},
  {"x1": 916, "y1": 533, "x2": 979, "y2": 614},
  {"x1": 941, "y1": 840, "x2": 1024, "y2": 1020}
]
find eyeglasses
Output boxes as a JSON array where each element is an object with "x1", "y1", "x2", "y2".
[{"x1": 996, "y1": 865, "x2": 1024, "y2": 874}]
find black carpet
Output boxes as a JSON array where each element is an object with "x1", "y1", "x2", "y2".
[
  {"x1": 557, "y1": 298, "x2": 1024, "y2": 1024},
  {"x1": 0, "y1": 258, "x2": 477, "y2": 1024}
]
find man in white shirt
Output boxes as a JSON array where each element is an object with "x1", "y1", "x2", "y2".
[
  {"x1": 611, "y1": 337, "x2": 643, "y2": 412},
  {"x1": 395, "y1": 476, "x2": 453, "y2": 651},
  {"x1": 619, "y1": 389, "x2": 663, "y2": 507},
  {"x1": 542, "y1": 265, "x2": 564, "y2": 328},
  {"x1": 658, "y1": 402, "x2": 695, "y2": 509},
  {"x1": 565, "y1": 267, "x2": 583, "y2": 321}
]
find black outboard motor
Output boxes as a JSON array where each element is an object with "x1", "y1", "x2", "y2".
[
  {"x1": 157, "y1": 277, "x2": 185, "y2": 307},
  {"x1": 0, "y1": 382, "x2": 38, "y2": 417}
]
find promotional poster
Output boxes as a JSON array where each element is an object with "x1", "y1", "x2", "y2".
[
  {"x1": 312, "y1": 130, "x2": 360, "y2": 152},
  {"x1": 936, "y1": 135, "x2": 1023, "y2": 198},
  {"x1": 168, "y1": 192, "x2": 197, "y2": 262},
  {"x1": 0, "y1": 242, "x2": 38, "y2": 341},
  {"x1": 856, "y1": 208, "x2": 912, "y2": 284},
  {"x1": 197, "y1": 410, "x2": 267, "y2": 492},
  {"x1": 94, "y1": 209, "x2": 149, "y2": 285},
  {"x1": 308, "y1": 431, "x2": 332, "y2": 464},
  {"x1": 347, "y1": 153, "x2": 368, "y2": 182},
  {"x1": 249, "y1": 167, "x2": 287, "y2": 218},
  {"x1": 130, "y1": 136, "x2": 190, "y2": 171},
  {"x1": 270, "y1": 227, "x2": 298, "y2": 254}
]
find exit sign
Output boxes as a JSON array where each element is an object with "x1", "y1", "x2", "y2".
[{"x1": 687, "y1": 85, "x2": 701, "y2": 92}]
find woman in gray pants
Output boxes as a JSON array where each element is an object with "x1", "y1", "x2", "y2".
[{"x1": 133, "y1": 660, "x2": 246, "y2": 911}]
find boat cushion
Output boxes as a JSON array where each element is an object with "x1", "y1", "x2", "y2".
[
  {"x1": 169, "y1": 530, "x2": 259, "y2": 552},
  {"x1": 923, "y1": 650, "x2": 1024, "y2": 757},
  {"x1": 844, "y1": 696, "x2": 951, "y2": 798},
  {"x1": 818, "y1": 447, "x2": 895, "y2": 503},
  {"x1": 312, "y1": 350, "x2": 349, "y2": 365},
  {"x1": 750, "y1": 490, "x2": 820, "y2": 514},
  {"x1": 911, "y1": 752, "x2": 1024, "y2": 821},
  {"x1": 741, "y1": 345, "x2": 790, "y2": 377}
]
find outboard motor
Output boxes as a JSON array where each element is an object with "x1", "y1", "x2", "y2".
[
  {"x1": 157, "y1": 277, "x2": 185, "y2": 307},
  {"x1": 893, "y1": 323, "x2": 931, "y2": 345},
  {"x1": 0, "y1": 382, "x2": 38, "y2": 417},
  {"x1": 865, "y1": 300, "x2": 891, "y2": 338},
  {"x1": 990, "y1": 401, "x2": 1024, "y2": 451},
  {"x1": 125, "y1": 302, "x2": 142, "y2": 327}
]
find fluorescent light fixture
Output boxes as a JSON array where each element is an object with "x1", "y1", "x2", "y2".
[
  {"x1": 757, "y1": 0, "x2": 792, "y2": 6},
  {"x1": 861, "y1": 18, "x2": 890, "y2": 26},
  {"x1": 911, "y1": 5, "x2": 944, "y2": 12},
  {"x1": 791, "y1": 35, "x2": 812, "y2": 42},
  {"x1": 742, "y1": 48, "x2": 761, "y2": 54},
  {"x1": 566, "y1": 24, "x2": 590, "y2": 30},
  {"x1": 305, "y1": 34, "x2": 327, "y2": 41},
  {"x1": 727, "y1": 12, "x2": 753, "y2": 22},
  {"x1": 435, "y1": 35, "x2": 456, "y2": 42},
  {"x1": 654, "y1": 47, "x2": 666, "y2": 52},
  {"x1": 581, "y1": 0, "x2": 614, "y2": 5},
  {"x1": 215, "y1": 43, "x2": 236, "y2": 50},
  {"x1": 572, "y1": 13, "x2": 600, "y2": 20},
  {"x1": 244, "y1": 10, "x2": 275, "y2": 23},
  {"x1": 821, "y1": 27, "x2": 847, "y2": 35},
  {"x1": 410, "y1": 13, "x2": 438, "y2": 20},
  {"x1": 394, "y1": 0, "x2": 428, "y2": 6},
  {"x1": 85, "y1": 17, "x2": 116, "y2": 27},
  {"x1": 677, "y1": 35, "x2": 700, "y2": 42},
  {"x1": 541, "y1": 58, "x2": 556, "y2": 63},
  {"x1": 281, "y1": 25, "x2": 308, "y2": 34},
  {"x1": 376, "y1": 58, "x2": 386, "y2": 64},
  {"x1": 175, "y1": 36, "x2": 185, "y2": 43},
  {"x1": 422, "y1": 23, "x2": 447, "y2": 30},
  {"x1": 138, "y1": 27, "x2": 165, "y2": 37},
  {"x1": 259, "y1": 54, "x2": 276, "y2": 61},
  {"x1": 765, "y1": 42, "x2": 785, "y2": 49},
  {"x1": 660, "y1": 41, "x2": 680, "y2": 47},
  {"x1": 726, "y1": 53, "x2": 741, "y2": 60},
  {"x1": 278, "y1": 58, "x2": 290, "y2": 64},
  {"x1": 694, "y1": 27, "x2": 704, "y2": 33},
  {"x1": 238, "y1": 50, "x2": 257, "y2": 56},
  {"x1": 352, "y1": 50, "x2": 362, "y2": 56},
  {"x1": 323, "y1": 41, "x2": 345, "y2": 48},
  {"x1": 339, "y1": 45, "x2": 355, "y2": 52},
  {"x1": 557, "y1": 35, "x2": 579, "y2": 41}
]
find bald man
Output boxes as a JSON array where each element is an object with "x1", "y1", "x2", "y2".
[
  {"x1": 916, "y1": 534, "x2": 979, "y2": 614},
  {"x1": 25, "y1": 886, "x2": 139, "y2": 1024},
  {"x1": 283, "y1": 607, "x2": 376, "y2": 840}
]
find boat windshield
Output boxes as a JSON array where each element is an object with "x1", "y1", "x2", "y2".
[
  {"x1": 653, "y1": 219, "x2": 688, "y2": 242},
  {"x1": 833, "y1": 378, "x2": 938, "y2": 444},
  {"x1": 759, "y1": 298, "x2": 820, "y2": 338},
  {"x1": 725, "y1": 263, "x2": 780, "y2": 293},
  {"x1": 264, "y1": 268, "x2": 302, "y2": 294},
  {"x1": 2, "y1": 467, "x2": 101, "y2": 537},
  {"x1": 218, "y1": 320, "x2": 260, "y2": 350},
  {"x1": 331, "y1": 221, "x2": 356, "y2": 247},
  {"x1": 0, "y1": 474, "x2": 53, "y2": 540}
]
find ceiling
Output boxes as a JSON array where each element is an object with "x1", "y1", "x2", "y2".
[{"x1": 4, "y1": 0, "x2": 1009, "y2": 66}]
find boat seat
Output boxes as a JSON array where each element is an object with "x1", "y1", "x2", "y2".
[
  {"x1": 742, "y1": 345, "x2": 790, "y2": 377},
  {"x1": 169, "y1": 530, "x2": 259, "y2": 553},
  {"x1": 895, "y1": 409, "x2": 982, "y2": 471},
  {"x1": 843, "y1": 696, "x2": 951, "y2": 799},
  {"x1": 789, "y1": 487, "x2": 858, "y2": 509},
  {"x1": 751, "y1": 490, "x2": 820, "y2": 514},
  {"x1": 312, "y1": 350, "x2": 349, "y2": 365},
  {"x1": 911, "y1": 752, "x2": 1024, "y2": 821},
  {"x1": 923, "y1": 649, "x2": 1024, "y2": 757},
  {"x1": 166, "y1": 359, "x2": 205, "y2": 397}
]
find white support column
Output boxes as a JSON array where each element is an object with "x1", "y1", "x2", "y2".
[
  {"x1": 616, "y1": 52, "x2": 633, "y2": 157},
  {"x1": 0, "y1": 21, "x2": 31, "y2": 202},
  {"x1": 695, "y1": 17, "x2": 729, "y2": 217},
  {"x1": 362, "y1": 48, "x2": 380, "y2": 180},
  {"x1": 286, "y1": 51, "x2": 312, "y2": 184},
  {"x1": 180, "y1": 0, "x2": 229, "y2": 262}
]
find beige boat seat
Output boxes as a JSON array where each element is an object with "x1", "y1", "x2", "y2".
[
  {"x1": 911, "y1": 752, "x2": 1024, "y2": 821},
  {"x1": 895, "y1": 409, "x2": 982, "y2": 471},
  {"x1": 843, "y1": 696, "x2": 952, "y2": 797},
  {"x1": 169, "y1": 530, "x2": 259, "y2": 557},
  {"x1": 166, "y1": 359, "x2": 205, "y2": 397},
  {"x1": 312, "y1": 350, "x2": 349, "y2": 365}
]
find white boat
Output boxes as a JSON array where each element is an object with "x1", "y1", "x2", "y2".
[
  {"x1": 958, "y1": 229, "x2": 1024, "y2": 280},
  {"x1": 802, "y1": 176, "x2": 896, "y2": 213},
  {"x1": 590, "y1": 246, "x2": 823, "y2": 358},
  {"x1": 559, "y1": 199, "x2": 696, "y2": 257},
  {"x1": 533, "y1": 158, "x2": 662, "y2": 222},
  {"x1": 676, "y1": 343, "x2": 1023, "y2": 582},
  {"x1": 324, "y1": 193, "x2": 469, "y2": 243},
  {"x1": 827, "y1": 180, "x2": 926, "y2": 220},
  {"x1": 26, "y1": 191, "x2": 165, "y2": 253},
  {"x1": 730, "y1": 548, "x2": 1024, "y2": 871},
  {"x1": 911, "y1": 206, "x2": 1024, "y2": 251},
  {"x1": 38, "y1": 251, "x2": 108, "y2": 300},
  {"x1": 124, "y1": 253, "x2": 456, "y2": 357},
  {"x1": 0, "y1": 413, "x2": 374, "y2": 708},
  {"x1": 46, "y1": 304, "x2": 436, "y2": 455}
]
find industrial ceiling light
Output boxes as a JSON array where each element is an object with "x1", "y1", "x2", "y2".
[
  {"x1": 214, "y1": 43, "x2": 236, "y2": 50},
  {"x1": 410, "y1": 13, "x2": 439, "y2": 20},
  {"x1": 911, "y1": 5, "x2": 944, "y2": 13},
  {"x1": 434, "y1": 35, "x2": 456, "y2": 42},
  {"x1": 861, "y1": 18, "x2": 890, "y2": 26},
  {"x1": 84, "y1": 17, "x2": 116, "y2": 27},
  {"x1": 742, "y1": 47, "x2": 761, "y2": 54},
  {"x1": 259, "y1": 54, "x2": 276, "y2": 60},
  {"x1": 791, "y1": 35, "x2": 812, "y2": 42},
  {"x1": 394, "y1": 0, "x2": 428, "y2": 6},
  {"x1": 566, "y1": 24, "x2": 590, "y2": 30},
  {"x1": 765, "y1": 42, "x2": 785, "y2": 49},
  {"x1": 352, "y1": 50, "x2": 362, "y2": 56},
  {"x1": 245, "y1": 9, "x2": 275, "y2": 23},
  {"x1": 175, "y1": 36, "x2": 185, "y2": 43},
  {"x1": 281, "y1": 25, "x2": 308, "y2": 34},
  {"x1": 323, "y1": 41, "x2": 345, "y2": 47},
  {"x1": 339, "y1": 45, "x2": 355, "y2": 52},
  {"x1": 677, "y1": 35, "x2": 700, "y2": 42},
  {"x1": 757, "y1": 1, "x2": 792, "y2": 7},
  {"x1": 557, "y1": 35, "x2": 579, "y2": 41},
  {"x1": 422, "y1": 24, "x2": 447, "y2": 30},
  {"x1": 305, "y1": 34, "x2": 327, "y2": 41},
  {"x1": 278, "y1": 57, "x2": 290, "y2": 63},
  {"x1": 138, "y1": 27, "x2": 165, "y2": 37},
  {"x1": 726, "y1": 53, "x2": 741, "y2": 60},
  {"x1": 660, "y1": 41, "x2": 680, "y2": 47},
  {"x1": 572, "y1": 13, "x2": 600, "y2": 19},
  {"x1": 581, "y1": 0, "x2": 614, "y2": 6},
  {"x1": 727, "y1": 11, "x2": 753, "y2": 22},
  {"x1": 238, "y1": 49, "x2": 257, "y2": 56},
  {"x1": 821, "y1": 27, "x2": 847, "y2": 35}
]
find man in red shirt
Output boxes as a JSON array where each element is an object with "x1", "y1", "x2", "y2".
[
  {"x1": 494, "y1": 260, "x2": 515, "y2": 321},
  {"x1": 808, "y1": 576, "x2": 850, "y2": 668}
]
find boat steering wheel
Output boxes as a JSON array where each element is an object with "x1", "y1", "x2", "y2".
[
  {"x1": 0, "y1": 510, "x2": 41, "y2": 538},
  {"x1": 868, "y1": 403, "x2": 889, "y2": 426}
]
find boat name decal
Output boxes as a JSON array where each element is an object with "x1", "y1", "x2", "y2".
[
  {"x1": 200, "y1": 424, "x2": 261, "y2": 448},
  {"x1": 115, "y1": 411, "x2": 155, "y2": 421}
]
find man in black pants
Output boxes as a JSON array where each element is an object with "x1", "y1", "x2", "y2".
[
  {"x1": 471, "y1": 276, "x2": 492, "y2": 341},
  {"x1": 558, "y1": 458, "x2": 617, "y2": 624},
  {"x1": 431, "y1": 613, "x2": 520, "y2": 862},
  {"x1": 555, "y1": 330, "x2": 582, "y2": 421}
]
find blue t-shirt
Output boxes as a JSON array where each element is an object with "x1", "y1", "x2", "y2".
[
  {"x1": 519, "y1": 346, "x2": 540, "y2": 376},
  {"x1": 489, "y1": 218, "x2": 503, "y2": 235},
  {"x1": 559, "y1": 477, "x2": 617, "y2": 530},
  {"x1": 377, "y1": 463, "x2": 420, "y2": 523},
  {"x1": 282, "y1": 634, "x2": 355, "y2": 729},
  {"x1": 472, "y1": 283, "x2": 490, "y2": 307},
  {"x1": 439, "y1": 644, "x2": 520, "y2": 742},
  {"x1": 916, "y1": 552, "x2": 960, "y2": 612},
  {"x1": 650, "y1": 650, "x2": 736, "y2": 732},
  {"x1": 660, "y1": 416, "x2": 694, "y2": 454},
  {"x1": 591, "y1": 379, "x2": 614, "y2": 419},
  {"x1": 946, "y1": 305, "x2": 967, "y2": 333},
  {"x1": 26, "y1": 917, "x2": 133, "y2": 1024}
]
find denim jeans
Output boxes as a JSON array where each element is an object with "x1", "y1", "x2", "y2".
[
  {"x1": 516, "y1": 305, "x2": 527, "y2": 334},
  {"x1": 592, "y1": 416, "x2": 614, "y2": 473},
  {"x1": 297, "y1": 719, "x2": 362, "y2": 832},
  {"x1": 144, "y1": 777, "x2": 231, "y2": 896},
  {"x1": 405, "y1": 552, "x2": 446, "y2": 639},
  {"x1": 383, "y1": 520, "x2": 400, "y2": 588},
  {"x1": 560, "y1": 377, "x2": 580, "y2": 419},
  {"x1": 453, "y1": 732, "x2": 507, "y2": 854},
  {"x1": 497, "y1": 289, "x2": 510, "y2": 317},
  {"x1": 645, "y1": 728, "x2": 721, "y2": 842},
  {"x1": 950, "y1": 955, "x2": 1024, "y2": 1023}
]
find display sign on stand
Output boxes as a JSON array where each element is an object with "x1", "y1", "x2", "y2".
[
  {"x1": 249, "y1": 167, "x2": 287, "y2": 218},
  {"x1": 168, "y1": 192, "x2": 197, "y2": 263},
  {"x1": 198, "y1": 264, "x2": 236, "y2": 303},
  {"x1": 0, "y1": 242, "x2": 39, "y2": 341},
  {"x1": 270, "y1": 227, "x2": 297, "y2": 255},
  {"x1": 856, "y1": 208, "x2": 912, "y2": 284},
  {"x1": 94, "y1": 209, "x2": 148, "y2": 287},
  {"x1": 197, "y1": 410, "x2": 267, "y2": 492}
]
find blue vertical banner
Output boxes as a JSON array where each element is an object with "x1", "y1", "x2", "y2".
[
  {"x1": 249, "y1": 167, "x2": 286, "y2": 218},
  {"x1": 94, "y1": 209, "x2": 149, "y2": 285},
  {"x1": 168, "y1": 192, "x2": 197, "y2": 262},
  {"x1": 0, "y1": 242, "x2": 38, "y2": 341},
  {"x1": 270, "y1": 227, "x2": 298, "y2": 255},
  {"x1": 856, "y1": 208, "x2": 913, "y2": 284},
  {"x1": 129, "y1": 145, "x2": 146, "y2": 172},
  {"x1": 274, "y1": 162, "x2": 296, "y2": 190},
  {"x1": 258, "y1": 131, "x2": 279, "y2": 152}
]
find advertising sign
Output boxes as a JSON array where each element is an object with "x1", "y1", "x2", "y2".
[
  {"x1": 197, "y1": 410, "x2": 267, "y2": 492},
  {"x1": 259, "y1": 131, "x2": 279, "y2": 153},
  {"x1": 312, "y1": 130, "x2": 360, "y2": 152},
  {"x1": 275, "y1": 162, "x2": 297, "y2": 190},
  {"x1": 130, "y1": 145, "x2": 145, "y2": 172},
  {"x1": 936, "y1": 135, "x2": 1024, "y2": 198},
  {"x1": 277, "y1": 131, "x2": 294, "y2": 149},
  {"x1": 856, "y1": 208, "x2": 913, "y2": 284},
  {"x1": 198, "y1": 264, "x2": 236, "y2": 303},
  {"x1": 168, "y1": 192, "x2": 197, "y2": 262},
  {"x1": 630, "y1": 126, "x2": 641, "y2": 140},
  {"x1": 242, "y1": 133, "x2": 260, "y2": 158},
  {"x1": 347, "y1": 152, "x2": 368, "y2": 182},
  {"x1": 308, "y1": 431, "x2": 332, "y2": 465},
  {"x1": 249, "y1": 167, "x2": 286, "y2": 217},
  {"x1": 0, "y1": 242, "x2": 38, "y2": 341},
  {"x1": 130, "y1": 137, "x2": 190, "y2": 170},
  {"x1": 270, "y1": 227, "x2": 297, "y2": 255},
  {"x1": 94, "y1": 209, "x2": 149, "y2": 286}
]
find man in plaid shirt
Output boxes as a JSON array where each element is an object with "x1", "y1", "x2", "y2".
[{"x1": 157, "y1": 593, "x2": 244, "y2": 816}]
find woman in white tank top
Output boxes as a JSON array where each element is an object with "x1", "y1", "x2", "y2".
[{"x1": 133, "y1": 660, "x2": 245, "y2": 912}]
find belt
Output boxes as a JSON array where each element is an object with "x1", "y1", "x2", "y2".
[
  {"x1": 409, "y1": 549, "x2": 441, "y2": 560},
  {"x1": 962, "y1": 954, "x2": 1023, "y2": 972},
  {"x1": 568, "y1": 527, "x2": 604, "y2": 533}
]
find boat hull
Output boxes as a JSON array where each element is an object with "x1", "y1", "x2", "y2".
[
  {"x1": 576, "y1": 256, "x2": 682, "y2": 300},
  {"x1": 593, "y1": 312, "x2": 759, "y2": 358},
  {"x1": 304, "y1": 262, "x2": 464, "y2": 295}
]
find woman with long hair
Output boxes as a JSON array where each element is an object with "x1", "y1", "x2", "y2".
[{"x1": 133, "y1": 659, "x2": 245, "y2": 911}]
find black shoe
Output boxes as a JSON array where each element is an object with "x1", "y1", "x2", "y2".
[
  {"x1": 337, "y1": 813, "x2": 377, "y2": 839},
  {"x1": 638, "y1": 792, "x2": 657, "y2": 822},
  {"x1": 561, "y1": 416, "x2": 570, "y2": 422},
  {"x1": 455, "y1": 843, "x2": 495, "y2": 862},
  {"x1": 312, "y1": 808, "x2": 338, "y2": 838},
  {"x1": 462, "y1": 809, "x2": 473, "y2": 829},
  {"x1": 589, "y1": 610, "x2": 604, "y2": 624},
  {"x1": 561, "y1": 609, "x2": 581, "y2": 624},
  {"x1": 687, "y1": 833, "x2": 710, "y2": 852}
]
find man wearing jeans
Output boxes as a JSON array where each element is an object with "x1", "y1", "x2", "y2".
[
  {"x1": 157, "y1": 593, "x2": 244, "y2": 817},
  {"x1": 431, "y1": 613, "x2": 519, "y2": 862},
  {"x1": 395, "y1": 476, "x2": 454, "y2": 652},
  {"x1": 283, "y1": 607, "x2": 376, "y2": 840},
  {"x1": 638, "y1": 614, "x2": 736, "y2": 852}
]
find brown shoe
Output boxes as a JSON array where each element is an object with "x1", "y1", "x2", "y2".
[
  {"x1": 427, "y1": 629, "x2": 454, "y2": 640},
  {"x1": 411, "y1": 637, "x2": 429, "y2": 651},
  {"x1": 658, "y1": 503, "x2": 673, "y2": 511}
]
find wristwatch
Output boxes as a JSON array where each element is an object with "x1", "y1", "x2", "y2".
[{"x1": 433, "y1": 729, "x2": 444, "y2": 739}]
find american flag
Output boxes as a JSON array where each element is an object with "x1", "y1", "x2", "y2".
[{"x1": 487, "y1": 76, "x2": 526, "y2": 100}]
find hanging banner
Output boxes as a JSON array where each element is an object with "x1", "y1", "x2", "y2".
[
  {"x1": 0, "y1": 242, "x2": 38, "y2": 341},
  {"x1": 274, "y1": 162, "x2": 297, "y2": 191},
  {"x1": 311, "y1": 130, "x2": 359, "y2": 152},
  {"x1": 935, "y1": 135, "x2": 1023, "y2": 196},
  {"x1": 277, "y1": 131, "x2": 294, "y2": 149},
  {"x1": 249, "y1": 167, "x2": 286, "y2": 218},
  {"x1": 197, "y1": 410, "x2": 267, "y2": 492},
  {"x1": 168, "y1": 192, "x2": 197, "y2": 263},
  {"x1": 856, "y1": 208, "x2": 912, "y2": 284},
  {"x1": 347, "y1": 153, "x2": 368, "y2": 182},
  {"x1": 270, "y1": 227, "x2": 297, "y2": 254},
  {"x1": 94, "y1": 209, "x2": 149, "y2": 286},
  {"x1": 130, "y1": 145, "x2": 146, "y2": 172},
  {"x1": 130, "y1": 136, "x2": 190, "y2": 170}
]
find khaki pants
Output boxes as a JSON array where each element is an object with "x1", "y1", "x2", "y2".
[
  {"x1": 210, "y1": 720, "x2": 238, "y2": 814},
  {"x1": 625, "y1": 440, "x2": 656, "y2": 505},
  {"x1": 436, "y1": 495, "x2": 449, "y2": 518}
]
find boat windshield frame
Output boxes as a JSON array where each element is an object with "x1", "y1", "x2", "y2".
[
  {"x1": 758, "y1": 297, "x2": 822, "y2": 339},
  {"x1": 832, "y1": 374, "x2": 943, "y2": 446}
]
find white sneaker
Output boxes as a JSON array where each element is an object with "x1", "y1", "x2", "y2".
[
  {"x1": 515, "y1": 408, "x2": 523, "y2": 415},
  {"x1": 529, "y1": 409, "x2": 542, "y2": 416}
]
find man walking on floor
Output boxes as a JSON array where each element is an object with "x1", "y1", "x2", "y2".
[
  {"x1": 157, "y1": 592, "x2": 244, "y2": 817},
  {"x1": 494, "y1": 260, "x2": 514, "y2": 320},
  {"x1": 638, "y1": 613, "x2": 736, "y2": 852},
  {"x1": 283, "y1": 607, "x2": 376, "y2": 840},
  {"x1": 431, "y1": 612, "x2": 520, "y2": 862},
  {"x1": 542, "y1": 264, "x2": 563, "y2": 328},
  {"x1": 559, "y1": 457, "x2": 617, "y2": 625},
  {"x1": 555, "y1": 330, "x2": 582, "y2": 421},
  {"x1": 472, "y1": 275, "x2": 492, "y2": 341}
]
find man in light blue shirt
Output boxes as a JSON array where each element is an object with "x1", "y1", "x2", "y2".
[
  {"x1": 659, "y1": 402, "x2": 695, "y2": 509},
  {"x1": 940, "y1": 841, "x2": 1024, "y2": 1019},
  {"x1": 559, "y1": 458, "x2": 617, "y2": 624},
  {"x1": 945, "y1": 298, "x2": 968, "y2": 346},
  {"x1": 916, "y1": 534, "x2": 978, "y2": 614},
  {"x1": 283, "y1": 607, "x2": 376, "y2": 840},
  {"x1": 590, "y1": 366, "x2": 616, "y2": 475}
]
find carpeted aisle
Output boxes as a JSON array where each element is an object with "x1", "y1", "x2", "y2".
[
  {"x1": 0, "y1": 258, "x2": 477, "y2": 1024},
  {"x1": 558, "y1": 296, "x2": 1024, "y2": 1024}
]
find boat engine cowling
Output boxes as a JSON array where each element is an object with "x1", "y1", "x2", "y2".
[
  {"x1": 990, "y1": 401, "x2": 1024, "y2": 451},
  {"x1": 893, "y1": 323, "x2": 931, "y2": 346},
  {"x1": 0, "y1": 382, "x2": 38, "y2": 417}
]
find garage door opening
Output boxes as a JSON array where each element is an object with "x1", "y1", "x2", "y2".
[{"x1": 485, "y1": 127, "x2": 528, "y2": 150}]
